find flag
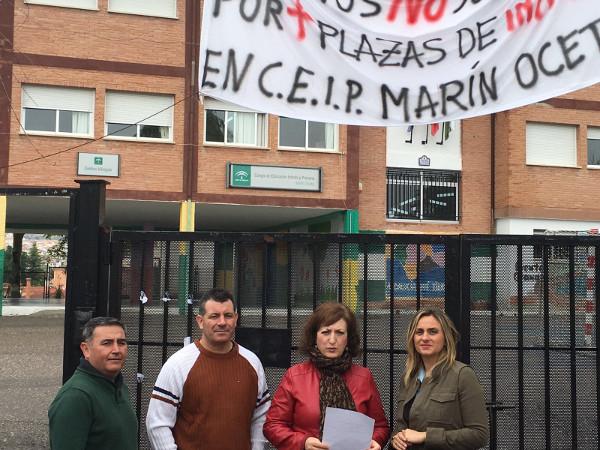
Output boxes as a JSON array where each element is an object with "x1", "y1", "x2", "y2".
[
  {"x1": 430, "y1": 123, "x2": 440, "y2": 136},
  {"x1": 444, "y1": 120, "x2": 458, "y2": 140},
  {"x1": 444, "y1": 121, "x2": 452, "y2": 140}
]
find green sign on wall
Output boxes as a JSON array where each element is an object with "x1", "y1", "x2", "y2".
[
  {"x1": 230, "y1": 164, "x2": 251, "y2": 187},
  {"x1": 228, "y1": 163, "x2": 321, "y2": 192}
]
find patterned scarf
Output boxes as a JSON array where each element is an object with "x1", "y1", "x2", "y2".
[{"x1": 309, "y1": 347, "x2": 357, "y2": 438}]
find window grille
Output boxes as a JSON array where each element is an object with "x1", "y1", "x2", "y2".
[{"x1": 386, "y1": 168, "x2": 460, "y2": 221}]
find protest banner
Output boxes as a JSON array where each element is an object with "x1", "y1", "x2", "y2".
[{"x1": 199, "y1": 0, "x2": 600, "y2": 126}]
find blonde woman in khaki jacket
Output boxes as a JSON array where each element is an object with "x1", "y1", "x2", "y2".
[{"x1": 391, "y1": 309, "x2": 489, "y2": 450}]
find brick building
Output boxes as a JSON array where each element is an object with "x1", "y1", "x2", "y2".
[{"x1": 0, "y1": 0, "x2": 599, "y2": 235}]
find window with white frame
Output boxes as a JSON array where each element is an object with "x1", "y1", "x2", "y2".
[
  {"x1": 526, "y1": 122, "x2": 577, "y2": 167},
  {"x1": 24, "y1": 0, "x2": 97, "y2": 10},
  {"x1": 105, "y1": 91, "x2": 173, "y2": 141},
  {"x1": 21, "y1": 85, "x2": 94, "y2": 137},
  {"x1": 587, "y1": 127, "x2": 600, "y2": 166},
  {"x1": 279, "y1": 118, "x2": 337, "y2": 151},
  {"x1": 108, "y1": 0, "x2": 177, "y2": 19},
  {"x1": 204, "y1": 98, "x2": 267, "y2": 147}
]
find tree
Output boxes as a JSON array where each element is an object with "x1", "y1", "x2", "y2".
[
  {"x1": 26, "y1": 242, "x2": 45, "y2": 286},
  {"x1": 20, "y1": 251, "x2": 29, "y2": 275},
  {"x1": 4, "y1": 245, "x2": 13, "y2": 287},
  {"x1": 44, "y1": 234, "x2": 68, "y2": 266},
  {"x1": 9, "y1": 233, "x2": 23, "y2": 299}
]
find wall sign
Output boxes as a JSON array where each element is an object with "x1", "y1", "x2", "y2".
[
  {"x1": 228, "y1": 163, "x2": 321, "y2": 192},
  {"x1": 77, "y1": 153, "x2": 120, "y2": 177}
]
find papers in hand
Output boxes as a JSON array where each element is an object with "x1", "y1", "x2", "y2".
[{"x1": 322, "y1": 407, "x2": 375, "y2": 450}]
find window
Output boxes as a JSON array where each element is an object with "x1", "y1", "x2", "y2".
[
  {"x1": 387, "y1": 168, "x2": 460, "y2": 221},
  {"x1": 587, "y1": 127, "x2": 600, "y2": 166},
  {"x1": 108, "y1": 0, "x2": 176, "y2": 18},
  {"x1": 526, "y1": 122, "x2": 577, "y2": 167},
  {"x1": 21, "y1": 85, "x2": 94, "y2": 137},
  {"x1": 279, "y1": 118, "x2": 337, "y2": 151},
  {"x1": 105, "y1": 91, "x2": 173, "y2": 142},
  {"x1": 204, "y1": 99, "x2": 267, "y2": 147},
  {"x1": 25, "y1": 0, "x2": 97, "y2": 9}
]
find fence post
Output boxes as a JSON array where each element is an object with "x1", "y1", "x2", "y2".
[
  {"x1": 445, "y1": 235, "x2": 469, "y2": 363},
  {"x1": 62, "y1": 180, "x2": 108, "y2": 383}
]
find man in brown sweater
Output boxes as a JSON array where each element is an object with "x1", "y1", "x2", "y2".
[{"x1": 146, "y1": 288, "x2": 271, "y2": 450}]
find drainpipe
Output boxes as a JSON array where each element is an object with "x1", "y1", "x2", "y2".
[{"x1": 491, "y1": 113, "x2": 496, "y2": 234}]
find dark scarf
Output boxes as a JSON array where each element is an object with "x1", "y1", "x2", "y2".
[{"x1": 309, "y1": 347, "x2": 356, "y2": 438}]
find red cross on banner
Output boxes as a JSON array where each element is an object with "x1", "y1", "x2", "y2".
[{"x1": 287, "y1": 0, "x2": 313, "y2": 41}]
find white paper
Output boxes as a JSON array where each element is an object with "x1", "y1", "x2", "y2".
[{"x1": 322, "y1": 407, "x2": 374, "y2": 450}]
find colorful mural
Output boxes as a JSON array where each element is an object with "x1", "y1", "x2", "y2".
[{"x1": 387, "y1": 244, "x2": 445, "y2": 298}]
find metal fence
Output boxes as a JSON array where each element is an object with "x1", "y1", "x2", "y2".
[{"x1": 108, "y1": 231, "x2": 599, "y2": 450}]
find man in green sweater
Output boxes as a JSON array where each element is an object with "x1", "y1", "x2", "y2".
[{"x1": 48, "y1": 317, "x2": 138, "y2": 450}]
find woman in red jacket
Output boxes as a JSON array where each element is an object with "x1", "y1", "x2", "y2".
[{"x1": 264, "y1": 302, "x2": 389, "y2": 450}]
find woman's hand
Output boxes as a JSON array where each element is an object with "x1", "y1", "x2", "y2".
[
  {"x1": 392, "y1": 428, "x2": 426, "y2": 449},
  {"x1": 391, "y1": 431, "x2": 409, "y2": 450},
  {"x1": 403, "y1": 429, "x2": 426, "y2": 444},
  {"x1": 367, "y1": 439, "x2": 381, "y2": 450},
  {"x1": 304, "y1": 436, "x2": 329, "y2": 450}
]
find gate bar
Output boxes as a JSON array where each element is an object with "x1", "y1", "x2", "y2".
[
  {"x1": 490, "y1": 243, "x2": 498, "y2": 450},
  {"x1": 162, "y1": 241, "x2": 171, "y2": 364},
  {"x1": 338, "y1": 243, "x2": 342, "y2": 304},
  {"x1": 416, "y1": 244, "x2": 421, "y2": 310},
  {"x1": 595, "y1": 244, "x2": 600, "y2": 447},
  {"x1": 312, "y1": 243, "x2": 319, "y2": 311},
  {"x1": 287, "y1": 243, "x2": 292, "y2": 331},
  {"x1": 261, "y1": 243, "x2": 270, "y2": 328},
  {"x1": 136, "y1": 241, "x2": 147, "y2": 444},
  {"x1": 108, "y1": 239, "x2": 123, "y2": 319},
  {"x1": 517, "y1": 245, "x2": 524, "y2": 450},
  {"x1": 186, "y1": 241, "x2": 194, "y2": 338},
  {"x1": 569, "y1": 246, "x2": 577, "y2": 449},
  {"x1": 389, "y1": 243, "x2": 396, "y2": 429},
  {"x1": 543, "y1": 244, "x2": 551, "y2": 447},
  {"x1": 362, "y1": 243, "x2": 368, "y2": 367}
]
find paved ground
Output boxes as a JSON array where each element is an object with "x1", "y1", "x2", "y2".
[{"x1": 0, "y1": 309, "x2": 64, "y2": 450}]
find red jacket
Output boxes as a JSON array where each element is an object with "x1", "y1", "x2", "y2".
[{"x1": 264, "y1": 361, "x2": 390, "y2": 450}]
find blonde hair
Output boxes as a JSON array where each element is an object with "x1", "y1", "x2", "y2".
[{"x1": 403, "y1": 308, "x2": 459, "y2": 386}]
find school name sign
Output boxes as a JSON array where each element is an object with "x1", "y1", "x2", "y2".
[{"x1": 200, "y1": 0, "x2": 600, "y2": 126}]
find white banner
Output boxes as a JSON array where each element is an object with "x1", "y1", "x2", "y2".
[{"x1": 199, "y1": 0, "x2": 600, "y2": 126}]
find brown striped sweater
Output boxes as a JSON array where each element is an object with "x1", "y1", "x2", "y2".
[{"x1": 146, "y1": 341, "x2": 270, "y2": 450}]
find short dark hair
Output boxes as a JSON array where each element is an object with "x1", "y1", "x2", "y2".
[
  {"x1": 299, "y1": 302, "x2": 361, "y2": 357},
  {"x1": 81, "y1": 317, "x2": 125, "y2": 342},
  {"x1": 198, "y1": 288, "x2": 236, "y2": 315}
]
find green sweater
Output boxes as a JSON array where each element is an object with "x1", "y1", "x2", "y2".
[{"x1": 48, "y1": 361, "x2": 138, "y2": 450}]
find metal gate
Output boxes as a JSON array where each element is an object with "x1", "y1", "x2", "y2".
[
  {"x1": 463, "y1": 235, "x2": 599, "y2": 450},
  {"x1": 107, "y1": 231, "x2": 599, "y2": 450}
]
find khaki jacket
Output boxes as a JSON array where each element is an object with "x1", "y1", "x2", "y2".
[{"x1": 393, "y1": 361, "x2": 489, "y2": 450}]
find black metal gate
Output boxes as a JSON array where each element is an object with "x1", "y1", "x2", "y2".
[
  {"x1": 107, "y1": 231, "x2": 599, "y2": 450},
  {"x1": 463, "y1": 235, "x2": 599, "y2": 450}
]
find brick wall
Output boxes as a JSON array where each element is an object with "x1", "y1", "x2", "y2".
[
  {"x1": 13, "y1": 0, "x2": 185, "y2": 66},
  {"x1": 358, "y1": 119, "x2": 492, "y2": 234},
  {"x1": 7, "y1": 0, "x2": 600, "y2": 230},
  {"x1": 196, "y1": 112, "x2": 348, "y2": 201},
  {"x1": 9, "y1": 65, "x2": 185, "y2": 194},
  {"x1": 495, "y1": 85, "x2": 600, "y2": 222}
]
